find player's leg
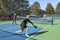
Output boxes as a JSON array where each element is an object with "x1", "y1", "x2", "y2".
[
  {"x1": 12, "y1": 20, "x2": 14, "y2": 24},
  {"x1": 26, "y1": 27, "x2": 29, "y2": 37},
  {"x1": 16, "y1": 27, "x2": 23, "y2": 34},
  {"x1": 16, "y1": 23, "x2": 25, "y2": 34},
  {"x1": 15, "y1": 20, "x2": 17, "y2": 24}
]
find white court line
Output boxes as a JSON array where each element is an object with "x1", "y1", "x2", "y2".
[{"x1": 26, "y1": 25, "x2": 51, "y2": 40}]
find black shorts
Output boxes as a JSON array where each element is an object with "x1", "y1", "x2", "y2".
[{"x1": 20, "y1": 24, "x2": 27, "y2": 31}]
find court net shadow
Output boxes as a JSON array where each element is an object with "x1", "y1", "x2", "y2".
[
  {"x1": 0, "y1": 29, "x2": 47, "y2": 39},
  {"x1": 29, "y1": 38, "x2": 37, "y2": 40},
  {"x1": 34, "y1": 31, "x2": 48, "y2": 36},
  {"x1": 29, "y1": 31, "x2": 48, "y2": 36},
  {"x1": 29, "y1": 31, "x2": 48, "y2": 40}
]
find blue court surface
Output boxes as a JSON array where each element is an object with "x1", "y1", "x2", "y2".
[{"x1": 0, "y1": 24, "x2": 43, "y2": 40}]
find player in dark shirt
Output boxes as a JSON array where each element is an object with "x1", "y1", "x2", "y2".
[
  {"x1": 16, "y1": 15, "x2": 37, "y2": 37},
  {"x1": 20, "y1": 18, "x2": 34, "y2": 29}
]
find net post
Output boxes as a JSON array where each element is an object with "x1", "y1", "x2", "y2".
[{"x1": 51, "y1": 18, "x2": 53, "y2": 25}]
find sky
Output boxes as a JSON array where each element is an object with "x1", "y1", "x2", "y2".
[{"x1": 29, "y1": 0, "x2": 60, "y2": 10}]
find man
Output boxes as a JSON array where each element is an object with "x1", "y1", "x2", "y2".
[
  {"x1": 16, "y1": 15, "x2": 37, "y2": 37},
  {"x1": 12, "y1": 12, "x2": 17, "y2": 24}
]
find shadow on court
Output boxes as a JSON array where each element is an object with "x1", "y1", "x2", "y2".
[
  {"x1": 0, "y1": 30, "x2": 48, "y2": 38},
  {"x1": 34, "y1": 31, "x2": 48, "y2": 36},
  {"x1": 29, "y1": 31, "x2": 48, "y2": 40},
  {"x1": 29, "y1": 38, "x2": 37, "y2": 40},
  {"x1": 0, "y1": 30, "x2": 43, "y2": 40}
]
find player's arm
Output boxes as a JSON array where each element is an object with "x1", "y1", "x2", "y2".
[
  {"x1": 28, "y1": 19, "x2": 34, "y2": 25},
  {"x1": 28, "y1": 19, "x2": 37, "y2": 28}
]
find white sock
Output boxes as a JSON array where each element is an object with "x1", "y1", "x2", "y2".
[
  {"x1": 16, "y1": 30, "x2": 20, "y2": 33},
  {"x1": 26, "y1": 33, "x2": 28, "y2": 35}
]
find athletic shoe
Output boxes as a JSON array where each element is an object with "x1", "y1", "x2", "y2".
[
  {"x1": 26, "y1": 34, "x2": 29, "y2": 38},
  {"x1": 16, "y1": 31, "x2": 18, "y2": 34}
]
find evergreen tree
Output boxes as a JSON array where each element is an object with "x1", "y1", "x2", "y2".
[
  {"x1": 29, "y1": 1, "x2": 41, "y2": 15},
  {"x1": 56, "y1": 2, "x2": 60, "y2": 14},
  {"x1": 46, "y1": 3, "x2": 55, "y2": 14}
]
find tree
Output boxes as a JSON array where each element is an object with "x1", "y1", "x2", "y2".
[
  {"x1": 0, "y1": 0, "x2": 29, "y2": 17},
  {"x1": 55, "y1": 2, "x2": 60, "y2": 14},
  {"x1": 29, "y1": 1, "x2": 41, "y2": 15},
  {"x1": 46, "y1": 3, "x2": 55, "y2": 14},
  {"x1": 8, "y1": 0, "x2": 29, "y2": 16},
  {"x1": 1, "y1": 0, "x2": 10, "y2": 14},
  {"x1": 0, "y1": 0, "x2": 6, "y2": 17}
]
